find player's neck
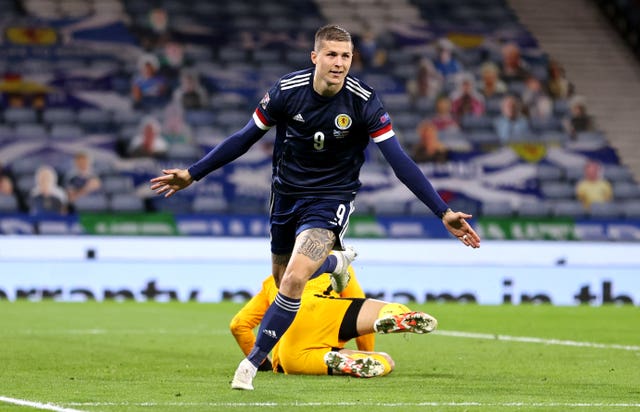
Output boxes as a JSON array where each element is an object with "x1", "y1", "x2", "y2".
[{"x1": 312, "y1": 77, "x2": 343, "y2": 97}]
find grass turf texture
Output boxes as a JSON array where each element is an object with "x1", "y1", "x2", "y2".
[{"x1": 1, "y1": 302, "x2": 638, "y2": 412}]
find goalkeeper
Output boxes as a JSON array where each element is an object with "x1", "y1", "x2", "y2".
[{"x1": 230, "y1": 260, "x2": 437, "y2": 378}]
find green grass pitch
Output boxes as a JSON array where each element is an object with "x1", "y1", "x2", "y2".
[{"x1": 1, "y1": 302, "x2": 639, "y2": 412}]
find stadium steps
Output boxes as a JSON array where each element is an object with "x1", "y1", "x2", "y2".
[{"x1": 508, "y1": 0, "x2": 640, "y2": 182}]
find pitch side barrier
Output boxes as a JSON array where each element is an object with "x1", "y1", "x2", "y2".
[{"x1": 0, "y1": 237, "x2": 639, "y2": 305}]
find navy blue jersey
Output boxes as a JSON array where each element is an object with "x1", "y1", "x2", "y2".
[{"x1": 253, "y1": 68, "x2": 394, "y2": 201}]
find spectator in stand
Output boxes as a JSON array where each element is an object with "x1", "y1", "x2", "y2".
[
  {"x1": 427, "y1": 95, "x2": 459, "y2": 133},
  {"x1": 499, "y1": 42, "x2": 530, "y2": 84},
  {"x1": 0, "y1": 162, "x2": 15, "y2": 196},
  {"x1": 172, "y1": 69, "x2": 209, "y2": 110},
  {"x1": 134, "y1": 7, "x2": 174, "y2": 52},
  {"x1": 29, "y1": 165, "x2": 68, "y2": 216},
  {"x1": 432, "y1": 38, "x2": 462, "y2": 80},
  {"x1": 162, "y1": 103, "x2": 194, "y2": 146},
  {"x1": 131, "y1": 53, "x2": 169, "y2": 110},
  {"x1": 575, "y1": 159, "x2": 613, "y2": 211},
  {"x1": 407, "y1": 57, "x2": 443, "y2": 101},
  {"x1": 563, "y1": 95, "x2": 596, "y2": 139},
  {"x1": 545, "y1": 59, "x2": 574, "y2": 100},
  {"x1": 521, "y1": 74, "x2": 553, "y2": 119},
  {"x1": 64, "y1": 151, "x2": 102, "y2": 206},
  {"x1": 493, "y1": 94, "x2": 531, "y2": 143},
  {"x1": 449, "y1": 72, "x2": 485, "y2": 121},
  {"x1": 353, "y1": 26, "x2": 389, "y2": 70},
  {"x1": 411, "y1": 121, "x2": 449, "y2": 164},
  {"x1": 478, "y1": 61, "x2": 507, "y2": 100},
  {"x1": 412, "y1": 96, "x2": 457, "y2": 163},
  {"x1": 128, "y1": 116, "x2": 169, "y2": 158},
  {"x1": 157, "y1": 40, "x2": 190, "y2": 89}
]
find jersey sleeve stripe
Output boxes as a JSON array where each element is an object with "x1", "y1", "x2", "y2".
[
  {"x1": 370, "y1": 124, "x2": 394, "y2": 143},
  {"x1": 253, "y1": 110, "x2": 272, "y2": 130}
]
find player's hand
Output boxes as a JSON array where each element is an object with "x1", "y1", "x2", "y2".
[
  {"x1": 442, "y1": 209, "x2": 481, "y2": 248},
  {"x1": 149, "y1": 168, "x2": 193, "y2": 197}
]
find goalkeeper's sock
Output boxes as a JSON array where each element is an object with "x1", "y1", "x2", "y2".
[
  {"x1": 308, "y1": 255, "x2": 337, "y2": 280},
  {"x1": 247, "y1": 292, "x2": 300, "y2": 369}
]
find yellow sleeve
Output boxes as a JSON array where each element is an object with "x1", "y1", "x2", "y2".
[
  {"x1": 229, "y1": 276, "x2": 274, "y2": 356},
  {"x1": 340, "y1": 266, "x2": 376, "y2": 352}
]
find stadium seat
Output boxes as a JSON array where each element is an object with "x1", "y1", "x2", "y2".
[
  {"x1": 603, "y1": 165, "x2": 633, "y2": 182},
  {"x1": 461, "y1": 114, "x2": 494, "y2": 131},
  {"x1": 77, "y1": 108, "x2": 113, "y2": 133},
  {"x1": 101, "y1": 175, "x2": 134, "y2": 195},
  {"x1": 621, "y1": 200, "x2": 640, "y2": 218},
  {"x1": 110, "y1": 193, "x2": 145, "y2": 212},
  {"x1": 51, "y1": 124, "x2": 84, "y2": 140},
  {"x1": 372, "y1": 200, "x2": 408, "y2": 216},
  {"x1": 0, "y1": 125, "x2": 13, "y2": 140},
  {"x1": 73, "y1": 193, "x2": 110, "y2": 213},
  {"x1": 540, "y1": 181, "x2": 575, "y2": 199},
  {"x1": 0, "y1": 193, "x2": 18, "y2": 212},
  {"x1": 192, "y1": 196, "x2": 228, "y2": 214},
  {"x1": 151, "y1": 194, "x2": 193, "y2": 214},
  {"x1": 42, "y1": 108, "x2": 76, "y2": 125},
  {"x1": 613, "y1": 181, "x2": 640, "y2": 200},
  {"x1": 14, "y1": 124, "x2": 48, "y2": 139},
  {"x1": 588, "y1": 202, "x2": 622, "y2": 219},
  {"x1": 185, "y1": 109, "x2": 216, "y2": 127},
  {"x1": 550, "y1": 200, "x2": 586, "y2": 218},
  {"x1": 516, "y1": 200, "x2": 551, "y2": 217},
  {"x1": 481, "y1": 200, "x2": 513, "y2": 217},
  {"x1": 166, "y1": 144, "x2": 202, "y2": 161},
  {"x1": 3, "y1": 108, "x2": 37, "y2": 124},
  {"x1": 536, "y1": 164, "x2": 564, "y2": 181}
]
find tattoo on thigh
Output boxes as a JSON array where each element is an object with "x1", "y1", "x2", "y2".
[{"x1": 296, "y1": 229, "x2": 335, "y2": 262}]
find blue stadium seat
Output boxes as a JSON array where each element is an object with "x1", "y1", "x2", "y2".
[
  {"x1": 14, "y1": 124, "x2": 48, "y2": 139},
  {"x1": 50, "y1": 124, "x2": 83, "y2": 140},
  {"x1": 550, "y1": 200, "x2": 585, "y2": 217},
  {"x1": 613, "y1": 181, "x2": 640, "y2": 200},
  {"x1": 536, "y1": 164, "x2": 564, "y2": 181},
  {"x1": 540, "y1": 181, "x2": 574, "y2": 199},
  {"x1": 603, "y1": 164, "x2": 633, "y2": 182},
  {"x1": 373, "y1": 200, "x2": 408, "y2": 216},
  {"x1": 621, "y1": 200, "x2": 640, "y2": 218},
  {"x1": 516, "y1": 200, "x2": 551, "y2": 217},
  {"x1": 0, "y1": 193, "x2": 18, "y2": 212},
  {"x1": 192, "y1": 196, "x2": 228, "y2": 214},
  {"x1": 73, "y1": 193, "x2": 110, "y2": 213},
  {"x1": 42, "y1": 108, "x2": 76, "y2": 125},
  {"x1": 110, "y1": 193, "x2": 145, "y2": 212},
  {"x1": 588, "y1": 202, "x2": 622, "y2": 219},
  {"x1": 77, "y1": 108, "x2": 113, "y2": 133},
  {"x1": 185, "y1": 109, "x2": 216, "y2": 127},
  {"x1": 481, "y1": 200, "x2": 513, "y2": 217},
  {"x1": 101, "y1": 175, "x2": 135, "y2": 195},
  {"x1": 4, "y1": 108, "x2": 37, "y2": 124}
]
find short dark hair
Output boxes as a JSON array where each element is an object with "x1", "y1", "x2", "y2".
[{"x1": 314, "y1": 25, "x2": 352, "y2": 51}]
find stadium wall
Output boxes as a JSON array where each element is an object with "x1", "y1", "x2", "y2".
[{"x1": 1, "y1": 237, "x2": 639, "y2": 306}]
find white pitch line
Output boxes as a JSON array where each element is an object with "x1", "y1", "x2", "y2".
[
  {"x1": 64, "y1": 401, "x2": 640, "y2": 408},
  {"x1": 0, "y1": 396, "x2": 88, "y2": 412},
  {"x1": 433, "y1": 330, "x2": 640, "y2": 351}
]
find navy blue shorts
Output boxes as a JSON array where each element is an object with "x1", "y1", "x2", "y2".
[{"x1": 269, "y1": 193, "x2": 355, "y2": 255}]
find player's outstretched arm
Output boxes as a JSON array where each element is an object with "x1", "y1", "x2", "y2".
[
  {"x1": 441, "y1": 209, "x2": 481, "y2": 248},
  {"x1": 150, "y1": 168, "x2": 194, "y2": 198}
]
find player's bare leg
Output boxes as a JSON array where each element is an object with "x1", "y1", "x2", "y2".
[
  {"x1": 356, "y1": 300, "x2": 438, "y2": 335},
  {"x1": 232, "y1": 228, "x2": 335, "y2": 390}
]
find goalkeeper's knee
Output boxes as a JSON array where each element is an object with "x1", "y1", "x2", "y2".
[{"x1": 377, "y1": 302, "x2": 411, "y2": 319}]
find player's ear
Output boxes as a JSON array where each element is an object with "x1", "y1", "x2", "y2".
[{"x1": 310, "y1": 50, "x2": 317, "y2": 64}]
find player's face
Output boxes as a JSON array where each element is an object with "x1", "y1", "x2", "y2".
[{"x1": 311, "y1": 40, "x2": 352, "y2": 96}]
